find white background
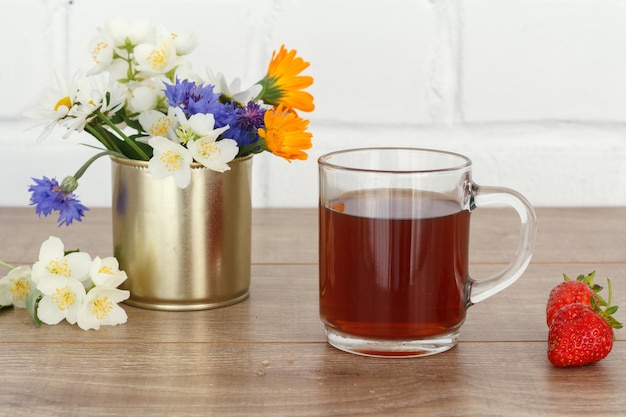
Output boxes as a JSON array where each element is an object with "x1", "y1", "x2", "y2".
[{"x1": 1, "y1": 0, "x2": 626, "y2": 208}]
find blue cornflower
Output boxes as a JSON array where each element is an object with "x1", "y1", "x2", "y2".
[
  {"x1": 28, "y1": 177, "x2": 89, "y2": 227},
  {"x1": 213, "y1": 101, "x2": 239, "y2": 130},
  {"x1": 224, "y1": 102, "x2": 267, "y2": 148},
  {"x1": 163, "y1": 78, "x2": 224, "y2": 117}
]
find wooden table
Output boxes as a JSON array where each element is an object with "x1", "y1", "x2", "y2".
[{"x1": 2, "y1": 206, "x2": 626, "y2": 416}]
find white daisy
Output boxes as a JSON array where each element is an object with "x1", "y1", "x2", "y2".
[
  {"x1": 206, "y1": 68, "x2": 262, "y2": 103},
  {"x1": 23, "y1": 70, "x2": 80, "y2": 142},
  {"x1": 64, "y1": 72, "x2": 126, "y2": 134}
]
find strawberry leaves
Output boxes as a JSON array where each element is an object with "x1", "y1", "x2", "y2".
[{"x1": 590, "y1": 278, "x2": 623, "y2": 331}]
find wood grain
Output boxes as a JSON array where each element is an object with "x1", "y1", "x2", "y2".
[
  {"x1": 4, "y1": 206, "x2": 626, "y2": 265},
  {"x1": 1, "y1": 342, "x2": 624, "y2": 417},
  {"x1": 1, "y1": 207, "x2": 626, "y2": 416}
]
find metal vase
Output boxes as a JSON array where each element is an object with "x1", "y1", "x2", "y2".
[{"x1": 111, "y1": 155, "x2": 252, "y2": 311}]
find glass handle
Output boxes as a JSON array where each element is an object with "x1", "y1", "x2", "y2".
[{"x1": 468, "y1": 183, "x2": 537, "y2": 305}]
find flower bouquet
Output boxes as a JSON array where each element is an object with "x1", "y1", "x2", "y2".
[
  {"x1": 25, "y1": 17, "x2": 315, "y2": 226},
  {"x1": 5, "y1": 17, "x2": 317, "y2": 318}
]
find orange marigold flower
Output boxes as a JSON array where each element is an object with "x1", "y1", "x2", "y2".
[
  {"x1": 258, "y1": 45, "x2": 315, "y2": 113},
  {"x1": 258, "y1": 104, "x2": 313, "y2": 161}
]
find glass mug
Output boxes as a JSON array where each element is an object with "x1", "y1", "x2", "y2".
[{"x1": 318, "y1": 148, "x2": 536, "y2": 357}]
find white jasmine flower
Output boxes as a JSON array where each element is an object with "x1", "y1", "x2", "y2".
[
  {"x1": 104, "y1": 17, "x2": 151, "y2": 48},
  {"x1": 75, "y1": 256, "x2": 130, "y2": 330},
  {"x1": 138, "y1": 108, "x2": 178, "y2": 139},
  {"x1": 187, "y1": 113, "x2": 228, "y2": 138},
  {"x1": 172, "y1": 108, "x2": 229, "y2": 144},
  {"x1": 188, "y1": 136, "x2": 238, "y2": 173},
  {"x1": 172, "y1": 107, "x2": 195, "y2": 143},
  {"x1": 89, "y1": 256, "x2": 128, "y2": 288},
  {"x1": 31, "y1": 236, "x2": 92, "y2": 284},
  {"x1": 134, "y1": 39, "x2": 179, "y2": 75},
  {"x1": 170, "y1": 31, "x2": 197, "y2": 56},
  {"x1": 106, "y1": 58, "x2": 133, "y2": 84},
  {"x1": 37, "y1": 276, "x2": 86, "y2": 325},
  {"x1": 76, "y1": 286, "x2": 130, "y2": 330},
  {"x1": 172, "y1": 63, "x2": 201, "y2": 84},
  {"x1": 3, "y1": 237, "x2": 131, "y2": 330},
  {"x1": 171, "y1": 109, "x2": 237, "y2": 171},
  {"x1": 87, "y1": 34, "x2": 115, "y2": 75},
  {"x1": 0, "y1": 265, "x2": 34, "y2": 308},
  {"x1": 88, "y1": 18, "x2": 150, "y2": 76},
  {"x1": 151, "y1": 24, "x2": 197, "y2": 57},
  {"x1": 148, "y1": 136, "x2": 193, "y2": 188},
  {"x1": 130, "y1": 85, "x2": 159, "y2": 112}
]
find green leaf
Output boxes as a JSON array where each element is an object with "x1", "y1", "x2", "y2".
[
  {"x1": 25, "y1": 289, "x2": 43, "y2": 327},
  {"x1": 578, "y1": 271, "x2": 596, "y2": 284},
  {"x1": 595, "y1": 294, "x2": 608, "y2": 307}
]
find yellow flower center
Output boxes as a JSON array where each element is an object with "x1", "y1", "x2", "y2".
[
  {"x1": 147, "y1": 48, "x2": 167, "y2": 71},
  {"x1": 52, "y1": 286, "x2": 76, "y2": 311},
  {"x1": 198, "y1": 141, "x2": 220, "y2": 159},
  {"x1": 48, "y1": 258, "x2": 71, "y2": 278},
  {"x1": 91, "y1": 296, "x2": 114, "y2": 320},
  {"x1": 54, "y1": 96, "x2": 72, "y2": 112},
  {"x1": 98, "y1": 265, "x2": 114, "y2": 275},
  {"x1": 91, "y1": 41, "x2": 108, "y2": 64},
  {"x1": 160, "y1": 150, "x2": 183, "y2": 172},
  {"x1": 149, "y1": 116, "x2": 172, "y2": 136},
  {"x1": 9, "y1": 279, "x2": 31, "y2": 302}
]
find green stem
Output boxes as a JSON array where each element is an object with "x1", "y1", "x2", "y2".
[
  {"x1": 74, "y1": 150, "x2": 126, "y2": 180},
  {"x1": 85, "y1": 124, "x2": 122, "y2": 153},
  {"x1": 97, "y1": 112, "x2": 149, "y2": 160},
  {"x1": 0, "y1": 260, "x2": 16, "y2": 271}
]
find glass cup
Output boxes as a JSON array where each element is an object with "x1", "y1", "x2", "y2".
[{"x1": 318, "y1": 147, "x2": 536, "y2": 357}]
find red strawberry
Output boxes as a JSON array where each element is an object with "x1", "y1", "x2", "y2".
[
  {"x1": 546, "y1": 271, "x2": 602, "y2": 326},
  {"x1": 548, "y1": 304, "x2": 613, "y2": 367},
  {"x1": 547, "y1": 278, "x2": 622, "y2": 367}
]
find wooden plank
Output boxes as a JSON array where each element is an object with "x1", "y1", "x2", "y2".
[
  {"x1": 4, "y1": 207, "x2": 626, "y2": 265},
  {"x1": 0, "y1": 207, "x2": 114, "y2": 264},
  {"x1": 0, "y1": 207, "x2": 319, "y2": 264},
  {"x1": 1, "y1": 341, "x2": 624, "y2": 417}
]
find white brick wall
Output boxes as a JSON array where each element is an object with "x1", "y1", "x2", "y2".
[{"x1": 1, "y1": 0, "x2": 625, "y2": 208}]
